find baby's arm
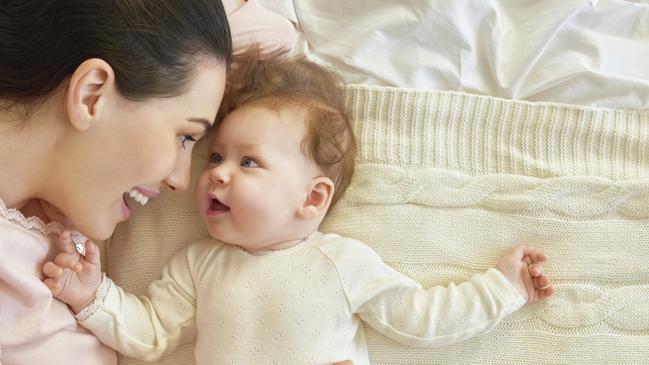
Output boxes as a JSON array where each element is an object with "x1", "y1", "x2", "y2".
[
  {"x1": 42, "y1": 232, "x2": 198, "y2": 361},
  {"x1": 322, "y1": 239, "x2": 552, "y2": 348}
]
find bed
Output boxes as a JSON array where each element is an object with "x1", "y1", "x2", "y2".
[{"x1": 103, "y1": 1, "x2": 649, "y2": 364}]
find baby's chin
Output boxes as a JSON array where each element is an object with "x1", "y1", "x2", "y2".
[
  {"x1": 203, "y1": 223, "x2": 301, "y2": 251},
  {"x1": 204, "y1": 225, "x2": 241, "y2": 246},
  {"x1": 204, "y1": 224, "x2": 223, "y2": 238}
]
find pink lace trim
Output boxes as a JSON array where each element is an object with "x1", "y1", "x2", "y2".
[{"x1": 0, "y1": 197, "x2": 64, "y2": 237}]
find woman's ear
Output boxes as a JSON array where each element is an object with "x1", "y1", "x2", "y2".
[
  {"x1": 297, "y1": 177, "x2": 335, "y2": 220},
  {"x1": 65, "y1": 58, "x2": 115, "y2": 132}
]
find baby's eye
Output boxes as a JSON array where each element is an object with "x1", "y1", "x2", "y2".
[
  {"x1": 209, "y1": 153, "x2": 223, "y2": 165},
  {"x1": 180, "y1": 135, "x2": 197, "y2": 149},
  {"x1": 241, "y1": 157, "x2": 259, "y2": 168}
]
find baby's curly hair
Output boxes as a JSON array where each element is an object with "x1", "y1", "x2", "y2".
[{"x1": 220, "y1": 52, "x2": 356, "y2": 208}]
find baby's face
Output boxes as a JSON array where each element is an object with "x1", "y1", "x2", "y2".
[{"x1": 195, "y1": 104, "x2": 321, "y2": 250}]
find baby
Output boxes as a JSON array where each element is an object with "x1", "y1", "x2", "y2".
[{"x1": 43, "y1": 55, "x2": 554, "y2": 364}]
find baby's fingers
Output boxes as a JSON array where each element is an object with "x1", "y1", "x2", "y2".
[
  {"x1": 541, "y1": 285, "x2": 555, "y2": 299},
  {"x1": 54, "y1": 252, "x2": 82, "y2": 273},
  {"x1": 43, "y1": 277, "x2": 62, "y2": 295},
  {"x1": 535, "y1": 275, "x2": 554, "y2": 300},
  {"x1": 81, "y1": 239, "x2": 101, "y2": 266},
  {"x1": 59, "y1": 231, "x2": 80, "y2": 254},
  {"x1": 530, "y1": 252, "x2": 547, "y2": 264},
  {"x1": 42, "y1": 262, "x2": 68, "y2": 296},
  {"x1": 536, "y1": 274, "x2": 551, "y2": 289},
  {"x1": 42, "y1": 261, "x2": 64, "y2": 278},
  {"x1": 529, "y1": 263, "x2": 545, "y2": 277},
  {"x1": 537, "y1": 283, "x2": 555, "y2": 300}
]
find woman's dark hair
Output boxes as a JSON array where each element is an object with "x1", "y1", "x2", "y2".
[{"x1": 0, "y1": 0, "x2": 232, "y2": 104}]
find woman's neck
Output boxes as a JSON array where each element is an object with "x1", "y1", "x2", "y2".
[
  {"x1": 0, "y1": 103, "x2": 58, "y2": 212},
  {"x1": 17, "y1": 198, "x2": 69, "y2": 225}
]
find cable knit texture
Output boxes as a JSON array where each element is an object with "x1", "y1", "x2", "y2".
[{"x1": 104, "y1": 85, "x2": 649, "y2": 365}]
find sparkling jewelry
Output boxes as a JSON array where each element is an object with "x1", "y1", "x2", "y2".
[{"x1": 70, "y1": 231, "x2": 86, "y2": 256}]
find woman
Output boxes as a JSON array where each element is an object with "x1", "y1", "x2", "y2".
[{"x1": 0, "y1": 1, "x2": 230, "y2": 363}]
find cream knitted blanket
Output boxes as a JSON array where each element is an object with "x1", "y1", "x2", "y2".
[{"x1": 103, "y1": 85, "x2": 649, "y2": 365}]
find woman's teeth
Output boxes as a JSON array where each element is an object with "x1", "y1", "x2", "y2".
[{"x1": 128, "y1": 189, "x2": 149, "y2": 206}]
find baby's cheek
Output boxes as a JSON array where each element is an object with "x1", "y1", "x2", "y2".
[{"x1": 240, "y1": 197, "x2": 277, "y2": 228}]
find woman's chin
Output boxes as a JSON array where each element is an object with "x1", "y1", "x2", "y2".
[{"x1": 69, "y1": 207, "x2": 122, "y2": 241}]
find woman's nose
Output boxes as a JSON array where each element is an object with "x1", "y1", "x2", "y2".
[{"x1": 163, "y1": 148, "x2": 192, "y2": 192}]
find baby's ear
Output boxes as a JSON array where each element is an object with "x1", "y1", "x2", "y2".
[{"x1": 297, "y1": 177, "x2": 334, "y2": 220}]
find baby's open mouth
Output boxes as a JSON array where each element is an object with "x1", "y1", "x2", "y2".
[{"x1": 211, "y1": 198, "x2": 230, "y2": 211}]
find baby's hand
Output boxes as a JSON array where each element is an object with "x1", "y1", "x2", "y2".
[
  {"x1": 42, "y1": 231, "x2": 103, "y2": 313},
  {"x1": 495, "y1": 245, "x2": 554, "y2": 303}
]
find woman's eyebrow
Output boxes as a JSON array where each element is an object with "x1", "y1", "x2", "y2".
[{"x1": 186, "y1": 117, "x2": 213, "y2": 132}]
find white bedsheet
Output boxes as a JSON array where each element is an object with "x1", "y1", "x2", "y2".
[{"x1": 261, "y1": 0, "x2": 649, "y2": 109}]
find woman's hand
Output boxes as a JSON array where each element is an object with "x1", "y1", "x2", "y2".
[{"x1": 42, "y1": 230, "x2": 104, "y2": 313}]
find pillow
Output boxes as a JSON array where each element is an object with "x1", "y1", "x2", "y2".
[{"x1": 104, "y1": 85, "x2": 649, "y2": 365}]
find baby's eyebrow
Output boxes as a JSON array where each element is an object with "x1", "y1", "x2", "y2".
[{"x1": 186, "y1": 117, "x2": 213, "y2": 132}]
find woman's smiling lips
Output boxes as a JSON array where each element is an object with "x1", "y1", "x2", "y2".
[
  {"x1": 135, "y1": 186, "x2": 161, "y2": 199},
  {"x1": 130, "y1": 186, "x2": 161, "y2": 205},
  {"x1": 121, "y1": 186, "x2": 161, "y2": 220}
]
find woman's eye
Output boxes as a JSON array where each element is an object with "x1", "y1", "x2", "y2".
[
  {"x1": 180, "y1": 135, "x2": 197, "y2": 149},
  {"x1": 209, "y1": 153, "x2": 223, "y2": 164},
  {"x1": 241, "y1": 157, "x2": 259, "y2": 168}
]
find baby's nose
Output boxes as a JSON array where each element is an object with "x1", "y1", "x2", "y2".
[{"x1": 209, "y1": 166, "x2": 230, "y2": 185}]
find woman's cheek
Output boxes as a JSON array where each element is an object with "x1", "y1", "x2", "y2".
[{"x1": 139, "y1": 138, "x2": 181, "y2": 179}]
